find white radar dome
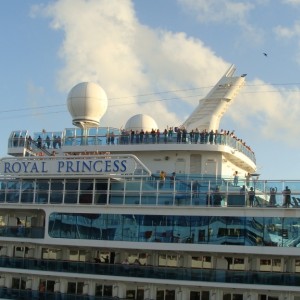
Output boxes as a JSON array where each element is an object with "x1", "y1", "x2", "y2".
[
  {"x1": 125, "y1": 114, "x2": 158, "y2": 132},
  {"x1": 67, "y1": 82, "x2": 108, "y2": 128}
]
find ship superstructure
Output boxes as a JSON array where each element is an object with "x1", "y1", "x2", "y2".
[{"x1": 1, "y1": 66, "x2": 300, "y2": 300}]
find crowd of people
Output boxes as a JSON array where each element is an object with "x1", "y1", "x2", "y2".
[
  {"x1": 11, "y1": 126, "x2": 254, "y2": 159},
  {"x1": 116, "y1": 127, "x2": 254, "y2": 155}
]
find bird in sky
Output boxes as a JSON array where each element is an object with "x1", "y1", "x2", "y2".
[{"x1": 263, "y1": 52, "x2": 268, "y2": 57}]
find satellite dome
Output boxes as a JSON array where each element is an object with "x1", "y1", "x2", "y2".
[
  {"x1": 67, "y1": 82, "x2": 108, "y2": 128},
  {"x1": 125, "y1": 114, "x2": 158, "y2": 132}
]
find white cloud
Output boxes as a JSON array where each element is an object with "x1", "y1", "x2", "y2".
[
  {"x1": 227, "y1": 80, "x2": 300, "y2": 146},
  {"x1": 177, "y1": 0, "x2": 254, "y2": 24},
  {"x1": 274, "y1": 21, "x2": 300, "y2": 39},
  {"x1": 32, "y1": 0, "x2": 300, "y2": 147},
  {"x1": 282, "y1": 0, "x2": 300, "y2": 5},
  {"x1": 33, "y1": 0, "x2": 229, "y2": 129},
  {"x1": 177, "y1": 0, "x2": 264, "y2": 46}
]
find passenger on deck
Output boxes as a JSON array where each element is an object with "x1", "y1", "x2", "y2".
[
  {"x1": 170, "y1": 172, "x2": 176, "y2": 188},
  {"x1": 233, "y1": 171, "x2": 239, "y2": 186},
  {"x1": 37, "y1": 135, "x2": 42, "y2": 148},
  {"x1": 240, "y1": 185, "x2": 246, "y2": 195},
  {"x1": 192, "y1": 180, "x2": 200, "y2": 198},
  {"x1": 248, "y1": 187, "x2": 255, "y2": 207},
  {"x1": 213, "y1": 187, "x2": 222, "y2": 206},
  {"x1": 245, "y1": 173, "x2": 251, "y2": 187},
  {"x1": 194, "y1": 128, "x2": 199, "y2": 144},
  {"x1": 283, "y1": 186, "x2": 291, "y2": 208},
  {"x1": 270, "y1": 187, "x2": 277, "y2": 206},
  {"x1": 159, "y1": 171, "x2": 166, "y2": 188},
  {"x1": 45, "y1": 135, "x2": 51, "y2": 149}
]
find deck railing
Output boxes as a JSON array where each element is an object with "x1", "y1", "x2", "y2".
[
  {"x1": 0, "y1": 177, "x2": 299, "y2": 208},
  {"x1": 8, "y1": 129, "x2": 256, "y2": 163}
]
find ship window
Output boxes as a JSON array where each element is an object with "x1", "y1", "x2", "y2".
[
  {"x1": 191, "y1": 256, "x2": 212, "y2": 269},
  {"x1": 39, "y1": 279, "x2": 55, "y2": 293},
  {"x1": 260, "y1": 258, "x2": 282, "y2": 272},
  {"x1": 126, "y1": 289, "x2": 136, "y2": 299},
  {"x1": 67, "y1": 281, "x2": 84, "y2": 294},
  {"x1": 69, "y1": 249, "x2": 87, "y2": 261},
  {"x1": 79, "y1": 179, "x2": 94, "y2": 204},
  {"x1": 95, "y1": 179, "x2": 109, "y2": 205},
  {"x1": 64, "y1": 179, "x2": 79, "y2": 204},
  {"x1": 50, "y1": 180, "x2": 63, "y2": 204},
  {"x1": 156, "y1": 289, "x2": 175, "y2": 300},
  {"x1": 295, "y1": 259, "x2": 300, "y2": 272},
  {"x1": 42, "y1": 248, "x2": 62, "y2": 260},
  {"x1": 158, "y1": 254, "x2": 181, "y2": 267},
  {"x1": 6, "y1": 180, "x2": 20, "y2": 203},
  {"x1": 223, "y1": 293, "x2": 243, "y2": 300},
  {"x1": 258, "y1": 295, "x2": 279, "y2": 300},
  {"x1": 21, "y1": 180, "x2": 34, "y2": 203},
  {"x1": 224, "y1": 257, "x2": 245, "y2": 270},
  {"x1": 36, "y1": 180, "x2": 49, "y2": 204},
  {"x1": 190, "y1": 291, "x2": 210, "y2": 300},
  {"x1": 95, "y1": 284, "x2": 112, "y2": 297},
  {"x1": 11, "y1": 277, "x2": 26, "y2": 290}
]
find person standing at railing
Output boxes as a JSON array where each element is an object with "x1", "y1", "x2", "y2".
[
  {"x1": 151, "y1": 128, "x2": 156, "y2": 143},
  {"x1": 189, "y1": 130, "x2": 194, "y2": 143},
  {"x1": 159, "y1": 171, "x2": 166, "y2": 188},
  {"x1": 163, "y1": 128, "x2": 168, "y2": 143},
  {"x1": 245, "y1": 172, "x2": 251, "y2": 187},
  {"x1": 282, "y1": 186, "x2": 291, "y2": 208},
  {"x1": 213, "y1": 186, "x2": 222, "y2": 206},
  {"x1": 269, "y1": 187, "x2": 277, "y2": 206},
  {"x1": 192, "y1": 180, "x2": 200, "y2": 198},
  {"x1": 110, "y1": 132, "x2": 115, "y2": 144},
  {"x1": 37, "y1": 135, "x2": 42, "y2": 148},
  {"x1": 170, "y1": 172, "x2": 176, "y2": 188},
  {"x1": 233, "y1": 171, "x2": 239, "y2": 186},
  {"x1": 248, "y1": 187, "x2": 255, "y2": 207},
  {"x1": 176, "y1": 128, "x2": 182, "y2": 143},
  {"x1": 194, "y1": 128, "x2": 200, "y2": 144},
  {"x1": 130, "y1": 130, "x2": 135, "y2": 144},
  {"x1": 139, "y1": 129, "x2": 144, "y2": 143}
]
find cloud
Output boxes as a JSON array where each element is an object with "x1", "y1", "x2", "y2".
[
  {"x1": 282, "y1": 0, "x2": 300, "y2": 5},
  {"x1": 33, "y1": 0, "x2": 230, "y2": 129},
  {"x1": 177, "y1": 0, "x2": 254, "y2": 24},
  {"x1": 274, "y1": 21, "x2": 300, "y2": 39},
  {"x1": 227, "y1": 79, "x2": 300, "y2": 146},
  {"x1": 177, "y1": 0, "x2": 264, "y2": 46},
  {"x1": 31, "y1": 0, "x2": 300, "y2": 148}
]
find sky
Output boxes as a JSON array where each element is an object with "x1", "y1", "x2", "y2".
[{"x1": 1, "y1": 0, "x2": 300, "y2": 179}]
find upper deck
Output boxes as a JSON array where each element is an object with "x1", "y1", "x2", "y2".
[{"x1": 7, "y1": 127, "x2": 256, "y2": 166}]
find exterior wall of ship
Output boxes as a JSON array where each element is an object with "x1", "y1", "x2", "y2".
[{"x1": 127, "y1": 151, "x2": 226, "y2": 177}]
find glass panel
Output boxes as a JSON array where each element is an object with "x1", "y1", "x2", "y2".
[
  {"x1": 21, "y1": 180, "x2": 34, "y2": 203},
  {"x1": 50, "y1": 180, "x2": 63, "y2": 204},
  {"x1": 64, "y1": 180, "x2": 78, "y2": 204},
  {"x1": 6, "y1": 180, "x2": 20, "y2": 203},
  {"x1": 79, "y1": 179, "x2": 93, "y2": 204},
  {"x1": 0, "y1": 181, "x2": 6, "y2": 202},
  {"x1": 95, "y1": 179, "x2": 108, "y2": 204},
  {"x1": 36, "y1": 180, "x2": 49, "y2": 203},
  {"x1": 67, "y1": 282, "x2": 76, "y2": 294},
  {"x1": 103, "y1": 285, "x2": 112, "y2": 297}
]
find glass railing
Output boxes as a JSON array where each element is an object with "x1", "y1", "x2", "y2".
[
  {"x1": 0, "y1": 257, "x2": 300, "y2": 288},
  {"x1": 0, "y1": 287, "x2": 117, "y2": 300},
  {"x1": 0, "y1": 226, "x2": 44, "y2": 239},
  {"x1": 0, "y1": 178, "x2": 299, "y2": 208},
  {"x1": 8, "y1": 128, "x2": 256, "y2": 163}
]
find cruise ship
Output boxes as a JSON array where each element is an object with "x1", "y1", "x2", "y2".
[{"x1": 1, "y1": 65, "x2": 300, "y2": 300}]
